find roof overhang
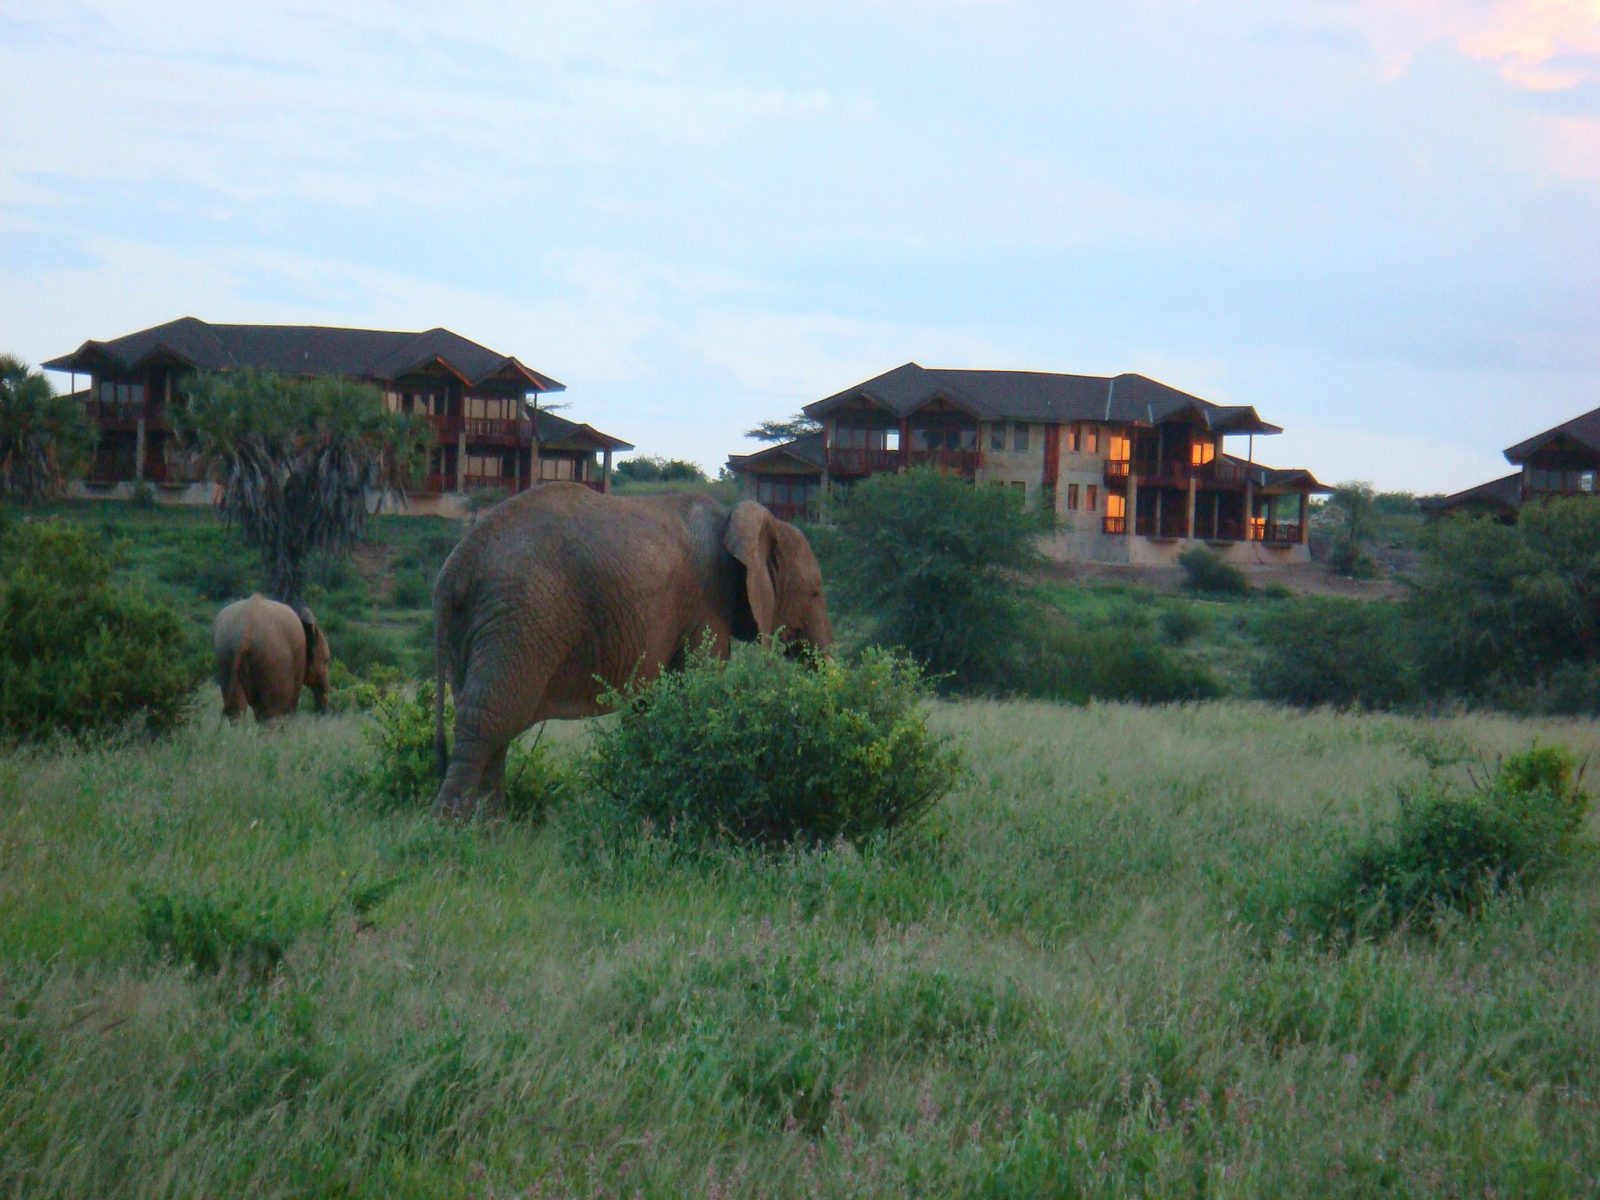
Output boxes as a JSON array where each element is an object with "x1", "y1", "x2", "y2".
[
  {"x1": 804, "y1": 387, "x2": 900, "y2": 419},
  {"x1": 479, "y1": 356, "x2": 565, "y2": 393},
  {"x1": 1504, "y1": 430, "x2": 1600, "y2": 465}
]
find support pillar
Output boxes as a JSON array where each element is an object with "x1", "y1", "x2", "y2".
[
  {"x1": 603, "y1": 448, "x2": 614, "y2": 493},
  {"x1": 898, "y1": 418, "x2": 911, "y2": 471},
  {"x1": 1298, "y1": 493, "x2": 1309, "y2": 545},
  {"x1": 1186, "y1": 477, "x2": 1196, "y2": 539},
  {"x1": 456, "y1": 431, "x2": 467, "y2": 493},
  {"x1": 134, "y1": 417, "x2": 147, "y2": 482},
  {"x1": 1127, "y1": 477, "x2": 1138, "y2": 538},
  {"x1": 1245, "y1": 478, "x2": 1255, "y2": 539}
]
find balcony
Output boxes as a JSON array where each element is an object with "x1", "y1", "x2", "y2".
[
  {"x1": 1134, "y1": 512, "x2": 1191, "y2": 540},
  {"x1": 762, "y1": 500, "x2": 816, "y2": 522},
  {"x1": 462, "y1": 474, "x2": 518, "y2": 493},
  {"x1": 1205, "y1": 520, "x2": 1247, "y2": 543},
  {"x1": 1258, "y1": 522, "x2": 1304, "y2": 546},
  {"x1": 827, "y1": 447, "x2": 900, "y2": 475},
  {"x1": 907, "y1": 448, "x2": 980, "y2": 474},
  {"x1": 84, "y1": 401, "x2": 144, "y2": 430},
  {"x1": 1103, "y1": 515, "x2": 1126, "y2": 535},
  {"x1": 463, "y1": 417, "x2": 530, "y2": 445},
  {"x1": 1105, "y1": 459, "x2": 1130, "y2": 482}
]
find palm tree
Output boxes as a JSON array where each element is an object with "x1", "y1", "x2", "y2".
[
  {"x1": 178, "y1": 369, "x2": 426, "y2": 605},
  {"x1": 0, "y1": 355, "x2": 93, "y2": 506}
]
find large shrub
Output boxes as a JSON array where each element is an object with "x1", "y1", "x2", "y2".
[
  {"x1": 581, "y1": 642, "x2": 960, "y2": 852},
  {"x1": 1302, "y1": 745, "x2": 1588, "y2": 941},
  {"x1": 0, "y1": 520, "x2": 201, "y2": 742},
  {"x1": 1017, "y1": 619, "x2": 1221, "y2": 704},
  {"x1": 1253, "y1": 597, "x2": 1412, "y2": 710},
  {"x1": 827, "y1": 469, "x2": 1046, "y2": 691},
  {"x1": 1177, "y1": 545, "x2": 1249, "y2": 595}
]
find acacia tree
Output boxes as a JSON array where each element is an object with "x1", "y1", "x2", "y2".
[
  {"x1": 177, "y1": 369, "x2": 425, "y2": 605},
  {"x1": 744, "y1": 413, "x2": 821, "y2": 443},
  {"x1": 0, "y1": 355, "x2": 93, "y2": 506}
]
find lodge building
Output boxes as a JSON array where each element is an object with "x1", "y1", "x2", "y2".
[
  {"x1": 42, "y1": 317, "x2": 631, "y2": 513},
  {"x1": 728, "y1": 362, "x2": 1331, "y2": 565},
  {"x1": 1424, "y1": 403, "x2": 1600, "y2": 521}
]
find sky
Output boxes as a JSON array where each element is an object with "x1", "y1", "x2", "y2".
[{"x1": 2, "y1": 0, "x2": 1597, "y2": 493}]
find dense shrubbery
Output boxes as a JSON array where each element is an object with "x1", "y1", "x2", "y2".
[
  {"x1": 579, "y1": 642, "x2": 959, "y2": 853},
  {"x1": 1178, "y1": 545, "x2": 1249, "y2": 595},
  {"x1": 1018, "y1": 619, "x2": 1222, "y2": 705},
  {"x1": 340, "y1": 681, "x2": 570, "y2": 823},
  {"x1": 0, "y1": 520, "x2": 202, "y2": 742},
  {"x1": 613, "y1": 455, "x2": 708, "y2": 484},
  {"x1": 1301, "y1": 746, "x2": 1589, "y2": 941},
  {"x1": 1254, "y1": 597, "x2": 1413, "y2": 710}
]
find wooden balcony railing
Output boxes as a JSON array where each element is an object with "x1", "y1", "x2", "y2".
[
  {"x1": 84, "y1": 401, "x2": 144, "y2": 429},
  {"x1": 1205, "y1": 520, "x2": 1247, "y2": 543},
  {"x1": 1103, "y1": 458, "x2": 1249, "y2": 489},
  {"x1": 761, "y1": 500, "x2": 817, "y2": 522},
  {"x1": 426, "y1": 414, "x2": 461, "y2": 439},
  {"x1": 1259, "y1": 522, "x2": 1304, "y2": 546},
  {"x1": 1103, "y1": 515, "x2": 1126, "y2": 535},
  {"x1": 463, "y1": 417, "x2": 530, "y2": 443},
  {"x1": 463, "y1": 474, "x2": 518, "y2": 493},
  {"x1": 827, "y1": 447, "x2": 900, "y2": 475},
  {"x1": 1104, "y1": 459, "x2": 1130, "y2": 481},
  {"x1": 907, "y1": 448, "x2": 980, "y2": 474}
]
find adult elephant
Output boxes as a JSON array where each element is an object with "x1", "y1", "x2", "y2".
[
  {"x1": 430, "y1": 482, "x2": 834, "y2": 821},
  {"x1": 213, "y1": 594, "x2": 331, "y2": 721}
]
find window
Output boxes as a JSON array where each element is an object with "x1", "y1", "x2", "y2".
[
  {"x1": 1012, "y1": 423, "x2": 1030, "y2": 452},
  {"x1": 1106, "y1": 492, "x2": 1125, "y2": 519},
  {"x1": 1067, "y1": 424, "x2": 1081, "y2": 453},
  {"x1": 1066, "y1": 483, "x2": 1080, "y2": 511},
  {"x1": 1084, "y1": 425, "x2": 1100, "y2": 454},
  {"x1": 1191, "y1": 440, "x2": 1216, "y2": 466},
  {"x1": 990, "y1": 423, "x2": 1007, "y2": 451},
  {"x1": 465, "y1": 453, "x2": 503, "y2": 478},
  {"x1": 1086, "y1": 484, "x2": 1099, "y2": 512}
]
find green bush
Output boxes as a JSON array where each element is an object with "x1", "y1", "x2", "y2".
[
  {"x1": 341, "y1": 681, "x2": 569, "y2": 822},
  {"x1": 1157, "y1": 604, "x2": 1207, "y2": 646},
  {"x1": 131, "y1": 882, "x2": 324, "y2": 979},
  {"x1": 0, "y1": 520, "x2": 202, "y2": 743},
  {"x1": 390, "y1": 570, "x2": 431, "y2": 608},
  {"x1": 1254, "y1": 598, "x2": 1412, "y2": 710},
  {"x1": 1018, "y1": 620, "x2": 1221, "y2": 705},
  {"x1": 190, "y1": 555, "x2": 254, "y2": 603},
  {"x1": 580, "y1": 642, "x2": 960, "y2": 852},
  {"x1": 128, "y1": 480, "x2": 156, "y2": 509},
  {"x1": 334, "y1": 626, "x2": 403, "y2": 678},
  {"x1": 1177, "y1": 545, "x2": 1250, "y2": 595},
  {"x1": 1303, "y1": 746, "x2": 1589, "y2": 941}
]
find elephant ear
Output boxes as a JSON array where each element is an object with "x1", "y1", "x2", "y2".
[{"x1": 724, "y1": 501, "x2": 779, "y2": 639}]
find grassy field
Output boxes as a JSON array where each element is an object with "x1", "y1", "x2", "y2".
[{"x1": 4, "y1": 699, "x2": 1599, "y2": 1197}]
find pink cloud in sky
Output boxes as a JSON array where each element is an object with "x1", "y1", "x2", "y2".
[{"x1": 1457, "y1": 0, "x2": 1600, "y2": 90}]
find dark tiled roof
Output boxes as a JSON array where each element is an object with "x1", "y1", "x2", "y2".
[
  {"x1": 1219, "y1": 454, "x2": 1333, "y2": 494},
  {"x1": 803, "y1": 362, "x2": 1281, "y2": 433},
  {"x1": 1420, "y1": 472, "x2": 1524, "y2": 514},
  {"x1": 1504, "y1": 405, "x2": 1600, "y2": 463},
  {"x1": 726, "y1": 431, "x2": 826, "y2": 474},
  {"x1": 42, "y1": 316, "x2": 564, "y2": 392},
  {"x1": 533, "y1": 407, "x2": 633, "y2": 452}
]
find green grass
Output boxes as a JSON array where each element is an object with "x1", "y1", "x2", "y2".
[{"x1": 4, "y1": 701, "x2": 1599, "y2": 1196}]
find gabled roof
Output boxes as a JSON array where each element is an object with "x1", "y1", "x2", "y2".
[
  {"x1": 803, "y1": 362, "x2": 1281, "y2": 433},
  {"x1": 1219, "y1": 454, "x2": 1333, "y2": 494},
  {"x1": 533, "y1": 407, "x2": 632, "y2": 452},
  {"x1": 42, "y1": 316, "x2": 565, "y2": 392},
  {"x1": 1420, "y1": 472, "x2": 1524, "y2": 514},
  {"x1": 726, "y1": 431, "x2": 826, "y2": 475},
  {"x1": 1504, "y1": 405, "x2": 1600, "y2": 463}
]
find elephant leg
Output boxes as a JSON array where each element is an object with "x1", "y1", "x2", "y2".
[{"x1": 434, "y1": 668, "x2": 549, "y2": 823}]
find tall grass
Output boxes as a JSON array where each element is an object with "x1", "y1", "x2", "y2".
[{"x1": 4, "y1": 701, "x2": 1599, "y2": 1195}]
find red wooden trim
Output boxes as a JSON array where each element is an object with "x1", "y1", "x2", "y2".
[{"x1": 1043, "y1": 424, "x2": 1061, "y2": 487}]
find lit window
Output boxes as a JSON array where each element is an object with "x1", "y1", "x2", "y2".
[{"x1": 1085, "y1": 426, "x2": 1101, "y2": 454}]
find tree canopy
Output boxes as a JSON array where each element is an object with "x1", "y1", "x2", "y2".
[
  {"x1": 0, "y1": 355, "x2": 93, "y2": 506},
  {"x1": 176, "y1": 369, "x2": 425, "y2": 605},
  {"x1": 826, "y1": 469, "x2": 1046, "y2": 690},
  {"x1": 744, "y1": 413, "x2": 821, "y2": 444},
  {"x1": 613, "y1": 455, "x2": 708, "y2": 485}
]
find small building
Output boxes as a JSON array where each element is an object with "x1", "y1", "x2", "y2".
[
  {"x1": 727, "y1": 362, "x2": 1330, "y2": 564},
  {"x1": 1426, "y1": 405, "x2": 1600, "y2": 521},
  {"x1": 42, "y1": 316, "x2": 632, "y2": 514}
]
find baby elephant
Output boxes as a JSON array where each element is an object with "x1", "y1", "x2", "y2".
[{"x1": 213, "y1": 594, "x2": 331, "y2": 721}]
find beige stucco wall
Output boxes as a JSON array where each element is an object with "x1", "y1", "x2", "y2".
[
  {"x1": 1038, "y1": 528, "x2": 1311, "y2": 566},
  {"x1": 977, "y1": 421, "x2": 1047, "y2": 506}
]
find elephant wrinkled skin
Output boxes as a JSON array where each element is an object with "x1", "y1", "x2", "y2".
[
  {"x1": 430, "y1": 482, "x2": 833, "y2": 821},
  {"x1": 212, "y1": 594, "x2": 331, "y2": 721}
]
